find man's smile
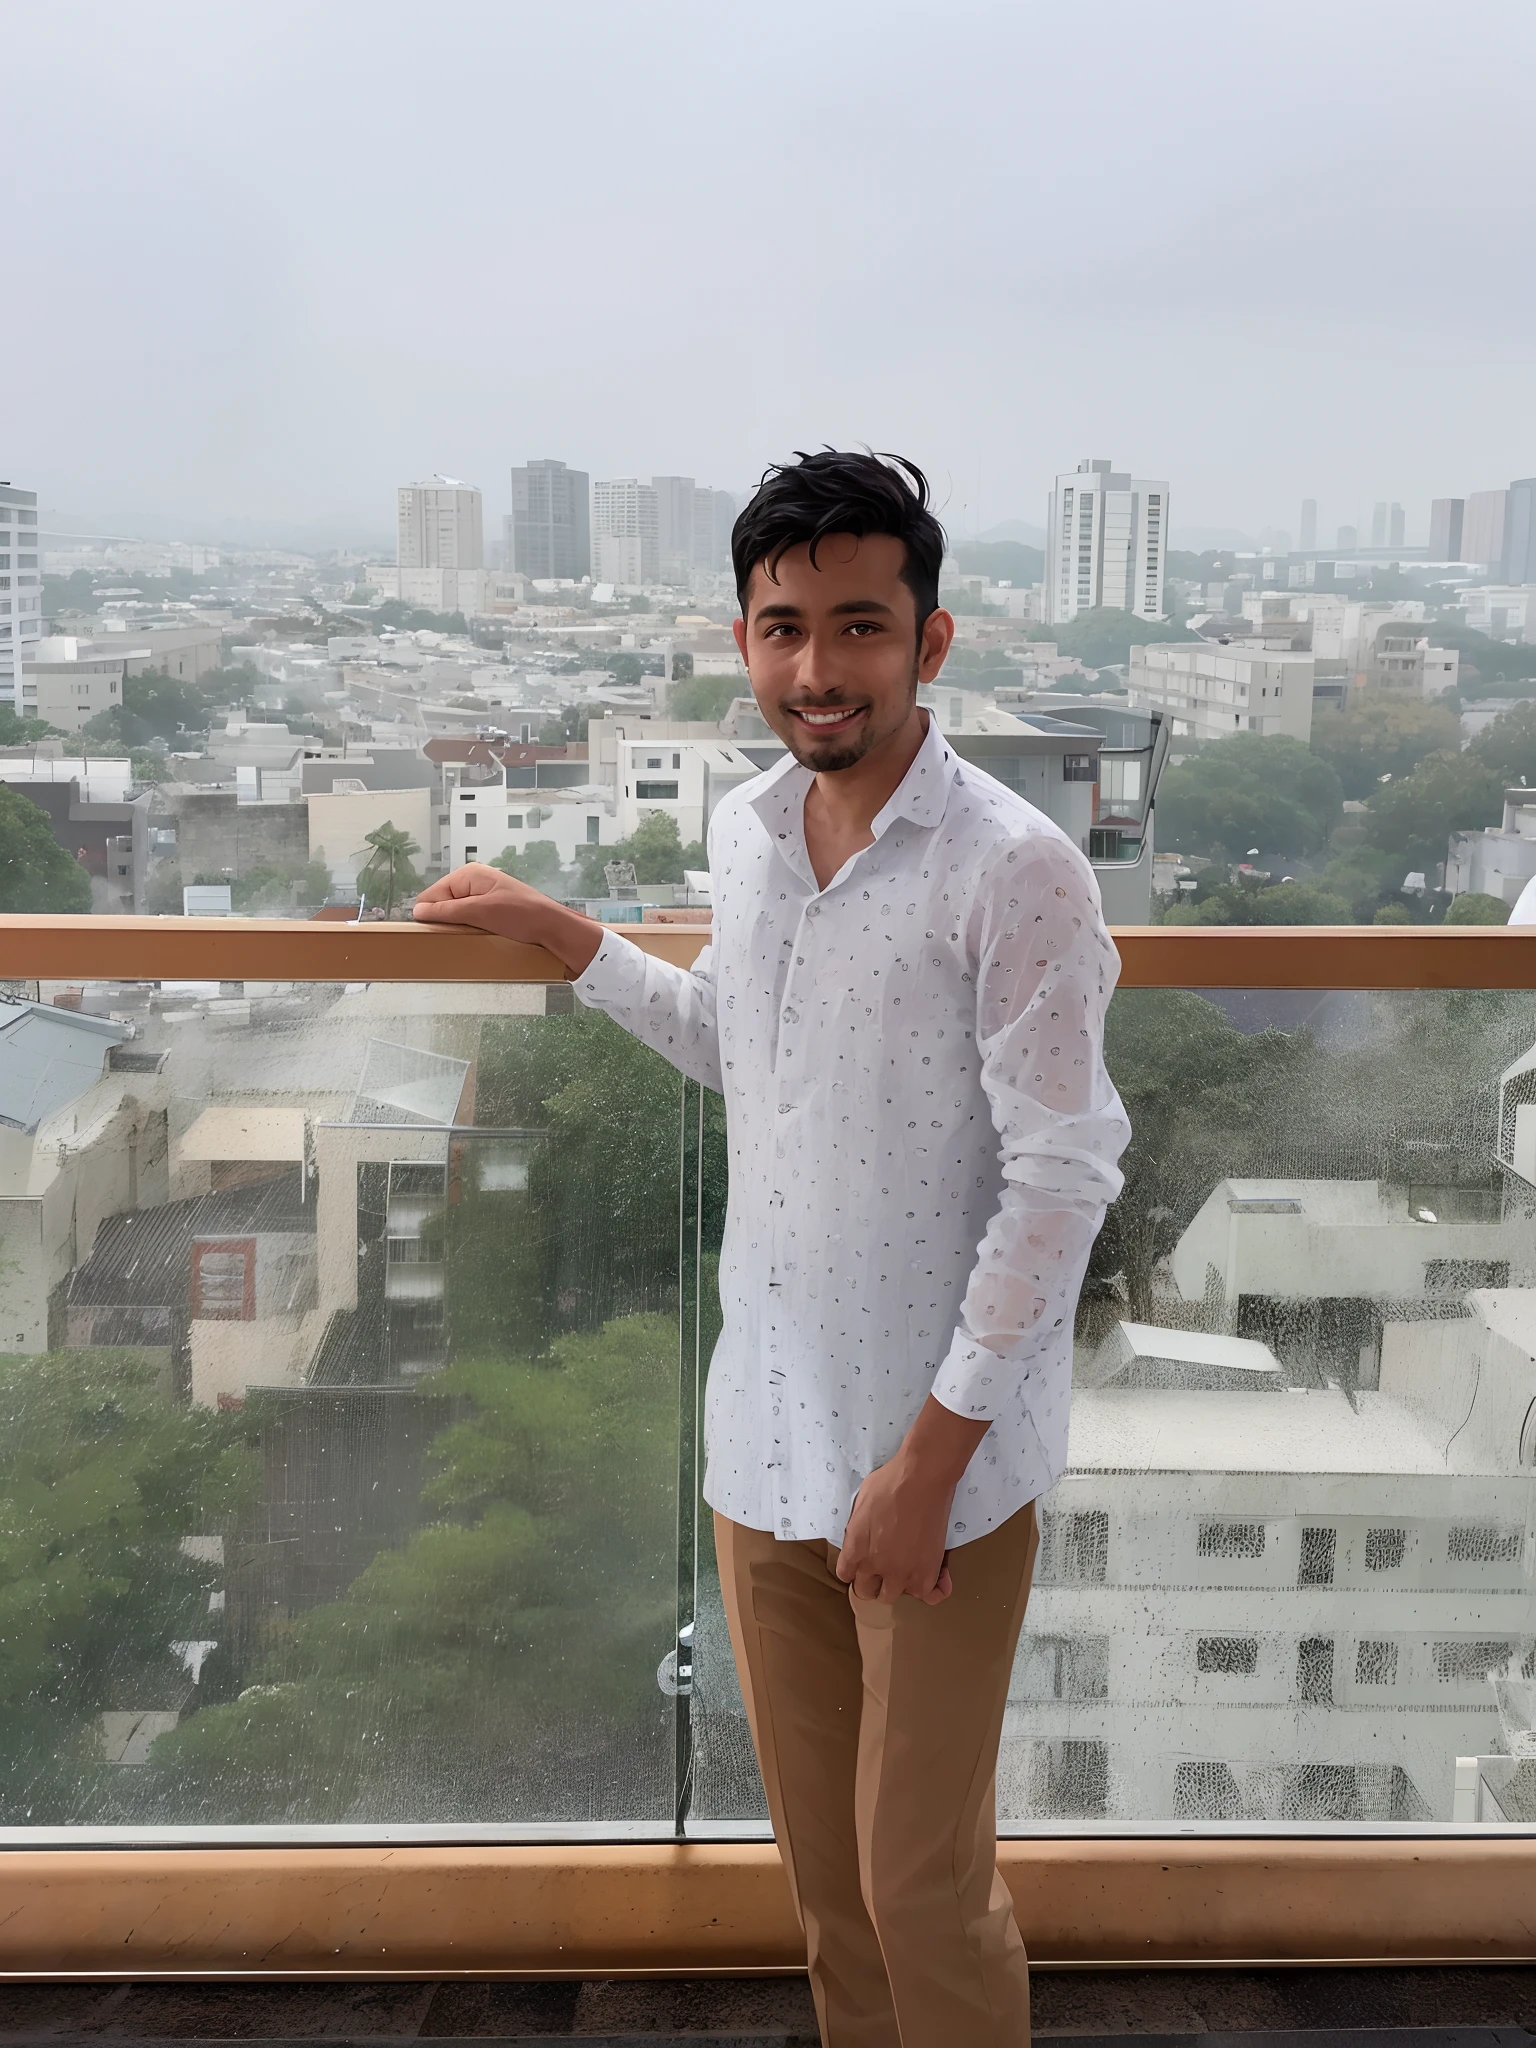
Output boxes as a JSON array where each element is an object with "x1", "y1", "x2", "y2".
[{"x1": 787, "y1": 704, "x2": 866, "y2": 733}]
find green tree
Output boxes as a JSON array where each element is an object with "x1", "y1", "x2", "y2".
[
  {"x1": 538, "y1": 704, "x2": 590, "y2": 743},
  {"x1": 356, "y1": 821, "x2": 423, "y2": 917},
  {"x1": 1310, "y1": 696, "x2": 1460, "y2": 800},
  {"x1": 573, "y1": 810, "x2": 705, "y2": 898},
  {"x1": 1156, "y1": 733, "x2": 1344, "y2": 861},
  {"x1": 0, "y1": 787, "x2": 92, "y2": 912},
  {"x1": 1372, "y1": 901, "x2": 1413, "y2": 924},
  {"x1": 1445, "y1": 891, "x2": 1511, "y2": 924},
  {"x1": 603, "y1": 651, "x2": 645, "y2": 686},
  {"x1": 1160, "y1": 878, "x2": 1352, "y2": 926},
  {"x1": 666, "y1": 672, "x2": 740, "y2": 721},
  {"x1": 491, "y1": 840, "x2": 564, "y2": 895},
  {"x1": 1469, "y1": 700, "x2": 1536, "y2": 787},
  {"x1": 1363, "y1": 749, "x2": 1502, "y2": 871},
  {"x1": 141, "y1": 1314, "x2": 681, "y2": 1821},
  {"x1": 122, "y1": 668, "x2": 210, "y2": 739},
  {"x1": 0, "y1": 1348, "x2": 257, "y2": 1817},
  {"x1": 1091, "y1": 992, "x2": 1315, "y2": 1320},
  {"x1": 1026, "y1": 609, "x2": 1200, "y2": 669},
  {"x1": 0, "y1": 706, "x2": 61, "y2": 745}
]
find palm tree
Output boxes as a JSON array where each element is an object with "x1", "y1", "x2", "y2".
[{"x1": 357, "y1": 821, "x2": 423, "y2": 919}]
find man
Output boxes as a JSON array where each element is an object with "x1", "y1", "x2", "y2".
[{"x1": 415, "y1": 450, "x2": 1129, "y2": 2045}]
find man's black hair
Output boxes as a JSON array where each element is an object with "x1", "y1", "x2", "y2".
[{"x1": 731, "y1": 449, "x2": 947, "y2": 628}]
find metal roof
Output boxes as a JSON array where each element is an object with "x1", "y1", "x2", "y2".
[{"x1": 0, "y1": 1000, "x2": 128, "y2": 1133}]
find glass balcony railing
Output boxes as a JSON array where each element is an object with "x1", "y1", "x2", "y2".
[{"x1": 4, "y1": 921, "x2": 1536, "y2": 1848}]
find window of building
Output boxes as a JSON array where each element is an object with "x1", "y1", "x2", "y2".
[
  {"x1": 1198, "y1": 1637, "x2": 1258, "y2": 1674},
  {"x1": 1039, "y1": 1508, "x2": 1108, "y2": 1583},
  {"x1": 1033, "y1": 1739, "x2": 1108, "y2": 1817},
  {"x1": 1199, "y1": 1520, "x2": 1266, "y2": 1559},
  {"x1": 1425, "y1": 1258, "x2": 1509, "y2": 1293},
  {"x1": 586, "y1": 816, "x2": 600, "y2": 843},
  {"x1": 463, "y1": 812, "x2": 477, "y2": 827},
  {"x1": 1434, "y1": 1640, "x2": 1513, "y2": 1682},
  {"x1": 1365, "y1": 1526, "x2": 1407, "y2": 1571},
  {"x1": 1356, "y1": 1640, "x2": 1398, "y2": 1685},
  {"x1": 1293, "y1": 1637, "x2": 1334, "y2": 1703},
  {"x1": 1062, "y1": 753, "x2": 1096, "y2": 780},
  {"x1": 1448, "y1": 1524, "x2": 1523, "y2": 1564},
  {"x1": 646, "y1": 755, "x2": 662, "y2": 768},
  {"x1": 1174, "y1": 1761, "x2": 1243, "y2": 1819},
  {"x1": 464, "y1": 845, "x2": 477, "y2": 857},
  {"x1": 506, "y1": 814, "x2": 523, "y2": 828},
  {"x1": 190, "y1": 1239, "x2": 255, "y2": 1321},
  {"x1": 672, "y1": 752, "x2": 681, "y2": 769},
  {"x1": 635, "y1": 780, "x2": 680, "y2": 800},
  {"x1": 1298, "y1": 1527, "x2": 1337, "y2": 1586}
]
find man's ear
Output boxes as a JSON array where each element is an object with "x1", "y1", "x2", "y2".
[
  {"x1": 917, "y1": 607, "x2": 955, "y2": 684},
  {"x1": 732, "y1": 614, "x2": 748, "y2": 665}
]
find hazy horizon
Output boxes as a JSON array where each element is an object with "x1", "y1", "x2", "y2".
[{"x1": 9, "y1": 0, "x2": 1535, "y2": 555}]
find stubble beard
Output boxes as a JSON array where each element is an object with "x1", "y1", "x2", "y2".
[{"x1": 779, "y1": 663, "x2": 921, "y2": 775}]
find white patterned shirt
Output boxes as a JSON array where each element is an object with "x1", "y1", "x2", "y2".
[{"x1": 574, "y1": 713, "x2": 1129, "y2": 1546}]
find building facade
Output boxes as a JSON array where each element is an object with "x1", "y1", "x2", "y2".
[
  {"x1": 1045, "y1": 459, "x2": 1168, "y2": 626},
  {"x1": 1128, "y1": 642, "x2": 1314, "y2": 743},
  {"x1": 1463, "y1": 489, "x2": 1509, "y2": 574},
  {"x1": 508, "y1": 459, "x2": 590, "y2": 581},
  {"x1": 0, "y1": 483, "x2": 43, "y2": 708},
  {"x1": 592, "y1": 478, "x2": 659, "y2": 587},
  {"x1": 396, "y1": 477, "x2": 483, "y2": 613},
  {"x1": 1430, "y1": 497, "x2": 1465, "y2": 562}
]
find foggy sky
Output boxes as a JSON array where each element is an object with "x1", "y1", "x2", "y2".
[{"x1": 7, "y1": 0, "x2": 1535, "y2": 553}]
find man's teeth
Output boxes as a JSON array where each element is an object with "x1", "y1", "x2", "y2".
[{"x1": 799, "y1": 709, "x2": 857, "y2": 724}]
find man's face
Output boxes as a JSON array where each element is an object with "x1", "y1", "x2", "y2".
[{"x1": 732, "y1": 533, "x2": 954, "y2": 773}]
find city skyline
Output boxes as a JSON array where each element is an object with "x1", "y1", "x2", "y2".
[{"x1": 5, "y1": 2, "x2": 1535, "y2": 547}]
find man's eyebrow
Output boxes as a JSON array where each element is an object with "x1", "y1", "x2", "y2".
[
  {"x1": 827, "y1": 598, "x2": 896, "y2": 616},
  {"x1": 752, "y1": 602, "x2": 805, "y2": 620}
]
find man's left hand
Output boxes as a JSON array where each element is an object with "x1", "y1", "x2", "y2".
[{"x1": 834, "y1": 1396, "x2": 991, "y2": 1605}]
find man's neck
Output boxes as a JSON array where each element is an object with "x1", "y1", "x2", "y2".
[{"x1": 810, "y1": 705, "x2": 928, "y2": 840}]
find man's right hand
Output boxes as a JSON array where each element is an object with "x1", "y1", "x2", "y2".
[{"x1": 412, "y1": 863, "x2": 604, "y2": 976}]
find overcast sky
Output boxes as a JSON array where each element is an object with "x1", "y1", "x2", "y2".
[{"x1": 7, "y1": 0, "x2": 1534, "y2": 553}]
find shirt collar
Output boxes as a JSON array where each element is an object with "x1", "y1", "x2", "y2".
[{"x1": 746, "y1": 708, "x2": 959, "y2": 838}]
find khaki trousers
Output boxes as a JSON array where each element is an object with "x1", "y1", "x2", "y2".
[{"x1": 714, "y1": 1502, "x2": 1039, "y2": 2048}]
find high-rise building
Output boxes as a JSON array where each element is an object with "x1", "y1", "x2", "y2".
[
  {"x1": 592, "y1": 478, "x2": 659, "y2": 586},
  {"x1": 1463, "y1": 490, "x2": 1509, "y2": 574},
  {"x1": 0, "y1": 482, "x2": 42, "y2": 707},
  {"x1": 1337, "y1": 525, "x2": 1358, "y2": 550},
  {"x1": 1371, "y1": 502, "x2": 1388, "y2": 548},
  {"x1": 1429, "y1": 498, "x2": 1465, "y2": 561},
  {"x1": 1044, "y1": 459, "x2": 1168, "y2": 626},
  {"x1": 1503, "y1": 478, "x2": 1536, "y2": 585},
  {"x1": 1299, "y1": 499, "x2": 1317, "y2": 551},
  {"x1": 509, "y1": 459, "x2": 591, "y2": 580},
  {"x1": 693, "y1": 486, "x2": 737, "y2": 576},
  {"x1": 1389, "y1": 503, "x2": 1406, "y2": 549},
  {"x1": 396, "y1": 476, "x2": 483, "y2": 612},
  {"x1": 653, "y1": 475, "x2": 697, "y2": 584}
]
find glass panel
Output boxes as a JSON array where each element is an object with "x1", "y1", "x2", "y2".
[
  {"x1": 0, "y1": 974, "x2": 686, "y2": 1832},
  {"x1": 689, "y1": 984, "x2": 1536, "y2": 1835},
  {"x1": 1005, "y1": 985, "x2": 1536, "y2": 1830}
]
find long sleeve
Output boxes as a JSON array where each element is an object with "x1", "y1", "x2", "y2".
[
  {"x1": 572, "y1": 926, "x2": 723, "y2": 1092},
  {"x1": 930, "y1": 831, "x2": 1130, "y2": 1422}
]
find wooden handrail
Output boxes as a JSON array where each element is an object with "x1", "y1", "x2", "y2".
[{"x1": 3, "y1": 916, "x2": 1536, "y2": 988}]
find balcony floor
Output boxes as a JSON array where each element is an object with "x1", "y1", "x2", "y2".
[{"x1": 2, "y1": 1969, "x2": 1536, "y2": 2045}]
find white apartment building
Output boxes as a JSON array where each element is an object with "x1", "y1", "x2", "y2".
[
  {"x1": 1447, "y1": 789, "x2": 1536, "y2": 907},
  {"x1": 614, "y1": 734, "x2": 759, "y2": 843},
  {"x1": 447, "y1": 782, "x2": 617, "y2": 869},
  {"x1": 0, "y1": 483, "x2": 43, "y2": 707},
  {"x1": 592, "y1": 479, "x2": 659, "y2": 587},
  {"x1": 1128, "y1": 642, "x2": 1314, "y2": 743},
  {"x1": 22, "y1": 653, "x2": 125, "y2": 731},
  {"x1": 396, "y1": 476, "x2": 484, "y2": 613},
  {"x1": 1011, "y1": 1343, "x2": 1533, "y2": 1823},
  {"x1": 1045, "y1": 459, "x2": 1168, "y2": 626},
  {"x1": 1463, "y1": 586, "x2": 1536, "y2": 643}
]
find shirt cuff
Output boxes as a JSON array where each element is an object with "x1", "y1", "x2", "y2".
[
  {"x1": 572, "y1": 927, "x2": 648, "y2": 1008},
  {"x1": 931, "y1": 1328, "x2": 1030, "y2": 1423}
]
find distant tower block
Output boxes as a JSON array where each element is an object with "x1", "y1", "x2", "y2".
[{"x1": 1300, "y1": 499, "x2": 1317, "y2": 551}]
